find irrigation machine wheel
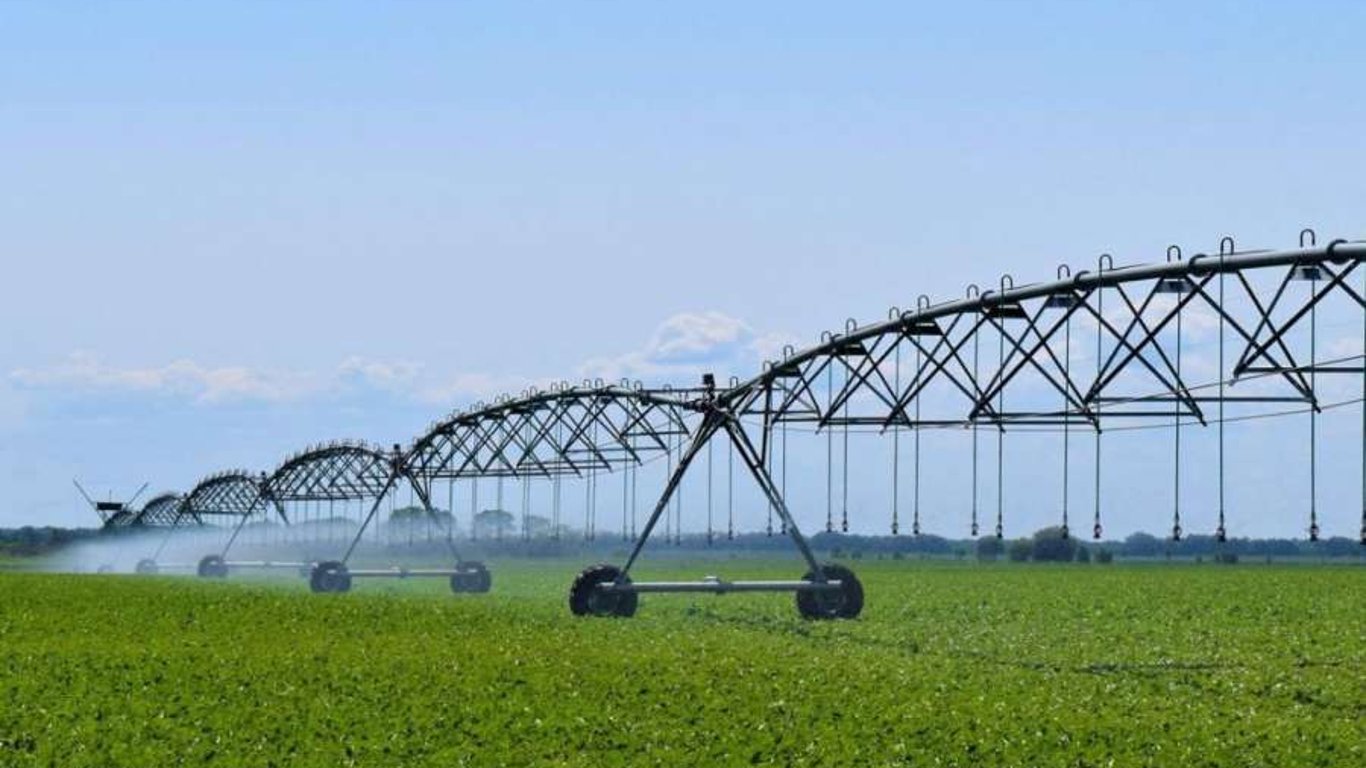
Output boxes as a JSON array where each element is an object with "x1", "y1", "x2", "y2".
[
  {"x1": 796, "y1": 563, "x2": 864, "y2": 620},
  {"x1": 197, "y1": 555, "x2": 229, "y2": 579},
  {"x1": 309, "y1": 560, "x2": 352, "y2": 594},
  {"x1": 568, "y1": 563, "x2": 638, "y2": 618},
  {"x1": 134, "y1": 558, "x2": 159, "y2": 575},
  {"x1": 449, "y1": 561, "x2": 492, "y2": 594}
]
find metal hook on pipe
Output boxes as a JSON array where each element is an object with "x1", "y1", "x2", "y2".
[
  {"x1": 1167, "y1": 245, "x2": 1182, "y2": 263},
  {"x1": 1219, "y1": 236, "x2": 1236, "y2": 257},
  {"x1": 1325, "y1": 238, "x2": 1348, "y2": 265},
  {"x1": 1299, "y1": 228, "x2": 1317, "y2": 248}
]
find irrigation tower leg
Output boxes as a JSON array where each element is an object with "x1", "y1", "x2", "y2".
[
  {"x1": 617, "y1": 412, "x2": 725, "y2": 579},
  {"x1": 341, "y1": 477, "x2": 399, "y2": 565},
  {"x1": 718, "y1": 415, "x2": 826, "y2": 578},
  {"x1": 218, "y1": 498, "x2": 288, "y2": 559},
  {"x1": 409, "y1": 477, "x2": 489, "y2": 593},
  {"x1": 617, "y1": 411, "x2": 825, "y2": 582}
]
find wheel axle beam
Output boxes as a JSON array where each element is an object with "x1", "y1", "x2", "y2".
[{"x1": 597, "y1": 578, "x2": 844, "y2": 594}]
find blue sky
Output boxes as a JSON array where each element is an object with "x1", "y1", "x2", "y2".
[{"x1": 2, "y1": 1, "x2": 1364, "y2": 536}]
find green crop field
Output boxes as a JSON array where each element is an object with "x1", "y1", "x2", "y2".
[{"x1": 0, "y1": 560, "x2": 1361, "y2": 767}]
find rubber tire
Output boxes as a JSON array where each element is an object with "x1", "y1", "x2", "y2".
[
  {"x1": 309, "y1": 560, "x2": 352, "y2": 593},
  {"x1": 135, "y1": 558, "x2": 159, "y2": 575},
  {"x1": 449, "y1": 562, "x2": 492, "y2": 594},
  {"x1": 796, "y1": 563, "x2": 864, "y2": 620},
  {"x1": 197, "y1": 555, "x2": 229, "y2": 579},
  {"x1": 568, "y1": 563, "x2": 638, "y2": 618}
]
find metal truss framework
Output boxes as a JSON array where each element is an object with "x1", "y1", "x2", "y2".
[
  {"x1": 255, "y1": 441, "x2": 433, "y2": 564},
  {"x1": 724, "y1": 238, "x2": 1363, "y2": 429},
  {"x1": 405, "y1": 382, "x2": 709, "y2": 481},
  {"x1": 177, "y1": 470, "x2": 276, "y2": 525},
  {"x1": 117, "y1": 233, "x2": 1364, "y2": 614},
  {"x1": 125, "y1": 493, "x2": 184, "y2": 527}
]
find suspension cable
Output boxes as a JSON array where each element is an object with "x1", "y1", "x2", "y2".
[
  {"x1": 446, "y1": 480, "x2": 454, "y2": 546},
  {"x1": 996, "y1": 321, "x2": 1005, "y2": 539},
  {"x1": 1172, "y1": 301, "x2": 1183, "y2": 542},
  {"x1": 666, "y1": 427, "x2": 676, "y2": 540},
  {"x1": 892, "y1": 341, "x2": 901, "y2": 535},
  {"x1": 781, "y1": 418, "x2": 789, "y2": 535},
  {"x1": 521, "y1": 474, "x2": 530, "y2": 542},
  {"x1": 1216, "y1": 261, "x2": 1227, "y2": 542},
  {"x1": 727, "y1": 435, "x2": 735, "y2": 540},
  {"x1": 912, "y1": 342, "x2": 922, "y2": 537},
  {"x1": 585, "y1": 448, "x2": 595, "y2": 542},
  {"x1": 826, "y1": 365, "x2": 834, "y2": 533},
  {"x1": 1309, "y1": 278, "x2": 1319, "y2": 541},
  {"x1": 1062, "y1": 306, "x2": 1071, "y2": 539},
  {"x1": 674, "y1": 427, "x2": 683, "y2": 545},
  {"x1": 972, "y1": 327, "x2": 980, "y2": 537},
  {"x1": 707, "y1": 434, "x2": 714, "y2": 545},
  {"x1": 1094, "y1": 273, "x2": 1104, "y2": 540},
  {"x1": 552, "y1": 470, "x2": 561, "y2": 541},
  {"x1": 842, "y1": 364, "x2": 850, "y2": 534}
]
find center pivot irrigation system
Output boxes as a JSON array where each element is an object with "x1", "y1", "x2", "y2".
[{"x1": 109, "y1": 231, "x2": 1364, "y2": 620}]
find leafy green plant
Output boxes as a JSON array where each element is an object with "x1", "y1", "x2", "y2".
[{"x1": 0, "y1": 561, "x2": 1359, "y2": 766}]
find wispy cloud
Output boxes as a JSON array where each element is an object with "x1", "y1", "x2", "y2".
[
  {"x1": 9, "y1": 352, "x2": 322, "y2": 403},
  {"x1": 7, "y1": 312, "x2": 797, "y2": 410},
  {"x1": 578, "y1": 311, "x2": 799, "y2": 383}
]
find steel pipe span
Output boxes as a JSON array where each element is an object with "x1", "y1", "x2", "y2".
[
  {"x1": 722, "y1": 238, "x2": 1364, "y2": 429},
  {"x1": 114, "y1": 231, "x2": 1364, "y2": 619},
  {"x1": 728, "y1": 239, "x2": 1364, "y2": 400},
  {"x1": 404, "y1": 382, "x2": 712, "y2": 480}
]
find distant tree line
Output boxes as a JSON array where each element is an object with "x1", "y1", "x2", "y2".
[
  {"x1": 0, "y1": 526, "x2": 102, "y2": 556},
  {"x1": 2, "y1": 519, "x2": 1361, "y2": 561}
]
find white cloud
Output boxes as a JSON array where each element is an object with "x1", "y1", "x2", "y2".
[
  {"x1": 577, "y1": 311, "x2": 796, "y2": 383},
  {"x1": 416, "y1": 372, "x2": 540, "y2": 405},
  {"x1": 9, "y1": 352, "x2": 322, "y2": 403},
  {"x1": 337, "y1": 357, "x2": 423, "y2": 391},
  {"x1": 748, "y1": 331, "x2": 803, "y2": 364},
  {"x1": 7, "y1": 311, "x2": 799, "y2": 409}
]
